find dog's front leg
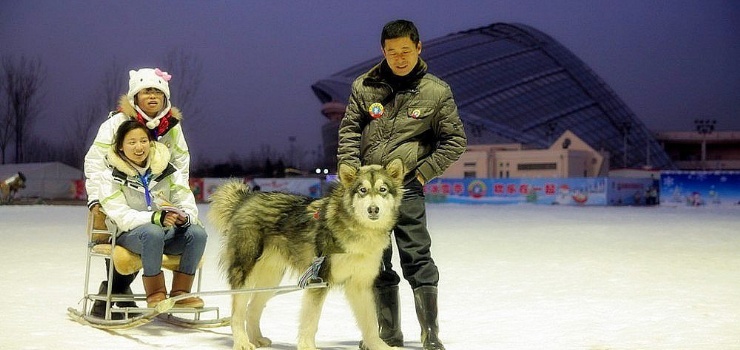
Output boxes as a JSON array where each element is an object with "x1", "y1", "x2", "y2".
[
  {"x1": 296, "y1": 287, "x2": 329, "y2": 350},
  {"x1": 231, "y1": 293, "x2": 256, "y2": 350},
  {"x1": 345, "y1": 281, "x2": 398, "y2": 350}
]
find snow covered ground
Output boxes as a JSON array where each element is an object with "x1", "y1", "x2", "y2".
[{"x1": 1, "y1": 203, "x2": 739, "y2": 350}]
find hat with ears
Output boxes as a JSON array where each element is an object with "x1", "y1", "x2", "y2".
[{"x1": 127, "y1": 68, "x2": 173, "y2": 129}]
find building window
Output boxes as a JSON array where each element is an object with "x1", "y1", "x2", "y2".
[
  {"x1": 517, "y1": 163, "x2": 557, "y2": 170},
  {"x1": 464, "y1": 171, "x2": 476, "y2": 178}
]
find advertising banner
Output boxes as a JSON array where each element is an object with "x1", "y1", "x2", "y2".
[
  {"x1": 253, "y1": 178, "x2": 323, "y2": 198},
  {"x1": 661, "y1": 171, "x2": 740, "y2": 207},
  {"x1": 424, "y1": 177, "x2": 608, "y2": 206}
]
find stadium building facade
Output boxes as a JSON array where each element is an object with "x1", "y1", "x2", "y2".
[{"x1": 312, "y1": 22, "x2": 675, "y2": 173}]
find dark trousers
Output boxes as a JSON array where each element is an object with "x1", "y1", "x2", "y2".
[{"x1": 376, "y1": 179, "x2": 439, "y2": 289}]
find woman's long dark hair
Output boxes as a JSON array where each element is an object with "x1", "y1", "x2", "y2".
[
  {"x1": 114, "y1": 120, "x2": 154, "y2": 166},
  {"x1": 114, "y1": 120, "x2": 152, "y2": 153}
]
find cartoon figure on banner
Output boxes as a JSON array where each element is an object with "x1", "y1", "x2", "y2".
[
  {"x1": 688, "y1": 192, "x2": 704, "y2": 206},
  {"x1": 572, "y1": 189, "x2": 588, "y2": 205},
  {"x1": 708, "y1": 185, "x2": 720, "y2": 204},
  {"x1": 553, "y1": 184, "x2": 571, "y2": 205}
]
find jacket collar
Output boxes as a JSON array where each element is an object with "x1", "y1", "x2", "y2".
[
  {"x1": 365, "y1": 57, "x2": 428, "y2": 88},
  {"x1": 107, "y1": 141, "x2": 171, "y2": 178}
]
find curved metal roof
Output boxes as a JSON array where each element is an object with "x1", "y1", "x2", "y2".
[{"x1": 312, "y1": 23, "x2": 675, "y2": 170}]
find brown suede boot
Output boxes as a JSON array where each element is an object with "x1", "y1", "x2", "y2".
[
  {"x1": 171, "y1": 271, "x2": 204, "y2": 308},
  {"x1": 142, "y1": 271, "x2": 167, "y2": 308}
]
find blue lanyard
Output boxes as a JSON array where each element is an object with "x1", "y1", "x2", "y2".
[{"x1": 139, "y1": 169, "x2": 153, "y2": 211}]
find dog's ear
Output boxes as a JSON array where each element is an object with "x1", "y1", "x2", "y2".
[
  {"x1": 338, "y1": 163, "x2": 357, "y2": 187},
  {"x1": 385, "y1": 158, "x2": 405, "y2": 184}
]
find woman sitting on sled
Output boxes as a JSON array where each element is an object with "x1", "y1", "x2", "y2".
[{"x1": 95, "y1": 120, "x2": 207, "y2": 308}]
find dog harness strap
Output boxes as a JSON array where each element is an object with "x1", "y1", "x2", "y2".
[{"x1": 298, "y1": 256, "x2": 325, "y2": 288}]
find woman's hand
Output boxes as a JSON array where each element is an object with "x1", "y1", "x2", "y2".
[
  {"x1": 173, "y1": 213, "x2": 188, "y2": 226},
  {"x1": 162, "y1": 211, "x2": 180, "y2": 227}
]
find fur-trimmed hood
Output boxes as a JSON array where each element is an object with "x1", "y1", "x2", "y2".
[{"x1": 106, "y1": 140, "x2": 171, "y2": 177}]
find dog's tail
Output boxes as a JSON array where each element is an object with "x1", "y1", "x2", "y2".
[
  {"x1": 207, "y1": 180, "x2": 251, "y2": 234},
  {"x1": 207, "y1": 180, "x2": 264, "y2": 288}
]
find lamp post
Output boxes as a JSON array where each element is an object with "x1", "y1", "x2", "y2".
[
  {"x1": 619, "y1": 121, "x2": 632, "y2": 168},
  {"x1": 694, "y1": 119, "x2": 716, "y2": 170}
]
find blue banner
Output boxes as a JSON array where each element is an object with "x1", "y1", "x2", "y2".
[
  {"x1": 424, "y1": 177, "x2": 608, "y2": 206},
  {"x1": 660, "y1": 171, "x2": 740, "y2": 206}
]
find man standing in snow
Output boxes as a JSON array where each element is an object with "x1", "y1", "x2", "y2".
[{"x1": 338, "y1": 19, "x2": 467, "y2": 350}]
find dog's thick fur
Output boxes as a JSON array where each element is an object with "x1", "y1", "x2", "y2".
[
  {"x1": 208, "y1": 159, "x2": 405, "y2": 350},
  {"x1": 1, "y1": 172, "x2": 26, "y2": 204}
]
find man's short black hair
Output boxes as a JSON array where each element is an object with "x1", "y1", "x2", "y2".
[{"x1": 381, "y1": 20, "x2": 420, "y2": 47}]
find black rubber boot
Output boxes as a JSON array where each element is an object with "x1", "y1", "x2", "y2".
[
  {"x1": 414, "y1": 286, "x2": 445, "y2": 350},
  {"x1": 107, "y1": 260, "x2": 139, "y2": 308},
  {"x1": 90, "y1": 281, "x2": 123, "y2": 320},
  {"x1": 360, "y1": 285, "x2": 404, "y2": 349},
  {"x1": 377, "y1": 285, "x2": 404, "y2": 346}
]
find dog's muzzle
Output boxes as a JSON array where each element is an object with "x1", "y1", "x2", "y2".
[{"x1": 367, "y1": 205, "x2": 380, "y2": 220}]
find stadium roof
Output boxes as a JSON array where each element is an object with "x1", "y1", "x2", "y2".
[{"x1": 312, "y1": 23, "x2": 675, "y2": 170}]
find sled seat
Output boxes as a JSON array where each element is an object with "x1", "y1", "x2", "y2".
[
  {"x1": 89, "y1": 212, "x2": 203, "y2": 275},
  {"x1": 90, "y1": 243, "x2": 195, "y2": 275}
]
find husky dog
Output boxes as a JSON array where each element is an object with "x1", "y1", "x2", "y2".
[
  {"x1": 1, "y1": 172, "x2": 26, "y2": 204},
  {"x1": 208, "y1": 159, "x2": 405, "y2": 350}
]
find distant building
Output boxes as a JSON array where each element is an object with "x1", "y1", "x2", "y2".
[
  {"x1": 313, "y1": 22, "x2": 674, "y2": 172},
  {"x1": 654, "y1": 131, "x2": 740, "y2": 170},
  {"x1": 444, "y1": 130, "x2": 608, "y2": 178}
]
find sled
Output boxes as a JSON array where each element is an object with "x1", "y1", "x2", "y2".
[{"x1": 67, "y1": 211, "x2": 327, "y2": 330}]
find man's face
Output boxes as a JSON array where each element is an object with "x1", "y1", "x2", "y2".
[{"x1": 382, "y1": 36, "x2": 421, "y2": 77}]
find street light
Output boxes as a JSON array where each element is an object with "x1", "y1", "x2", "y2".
[
  {"x1": 694, "y1": 119, "x2": 716, "y2": 170},
  {"x1": 619, "y1": 121, "x2": 632, "y2": 168}
]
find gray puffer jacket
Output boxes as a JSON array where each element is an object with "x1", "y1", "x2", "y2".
[{"x1": 338, "y1": 58, "x2": 467, "y2": 183}]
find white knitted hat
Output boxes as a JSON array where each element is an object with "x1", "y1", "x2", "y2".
[{"x1": 127, "y1": 68, "x2": 172, "y2": 129}]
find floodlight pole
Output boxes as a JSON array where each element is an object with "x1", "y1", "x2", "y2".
[
  {"x1": 620, "y1": 122, "x2": 632, "y2": 168},
  {"x1": 694, "y1": 119, "x2": 716, "y2": 170}
]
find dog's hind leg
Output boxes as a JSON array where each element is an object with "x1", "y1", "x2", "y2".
[
  {"x1": 231, "y1": 293, "x2": 256, "y2": 350},
  {"x1": 244, "y1": 248, "x2": 286, "y2": 348},
  {"x1": 296, "y1": 287, "x2": 329, "y2": 350},
  {"x1": 345, "y1": 280, "x2": 396, "y2": 350}
]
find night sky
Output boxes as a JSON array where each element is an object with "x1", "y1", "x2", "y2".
[{"x1": 1, "y1": 1, "x2": 738, "y2": 164}]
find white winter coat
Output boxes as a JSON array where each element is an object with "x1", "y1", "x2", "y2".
[
  {"x1": 97, "y1": 141, "x2": 200, "y2": 235},
  {"x1": 84, "y1": 95, "x2": 190, "y2": 207}
]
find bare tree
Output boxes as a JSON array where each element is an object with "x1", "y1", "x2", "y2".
[
  {"x1": 0, "y1": 69, "x2": 13, "y2": 164},
  {"x1": 65, "y1": 59, "x2": 126, "y2": 168},
  {"x1": 163, "y1": 47, "x2": 203, "y2": 125},
  {"x1": 1, "y1": 55, "x2": 45, "y2": 163}
]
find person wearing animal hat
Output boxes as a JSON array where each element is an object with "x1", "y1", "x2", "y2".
[
  {"x1": 96, "y1": 120, "x2": 207, "y2": 309},
  {"x1": 338, "y1": 20, "x2": 467, "y2": 350},
  {"x1": 83, "y1": 67, "x2": 191, "y2": 318}
]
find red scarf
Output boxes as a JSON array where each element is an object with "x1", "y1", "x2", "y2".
[{"x1": 134, "y1": 111, "x2": 172, "y2": 138}]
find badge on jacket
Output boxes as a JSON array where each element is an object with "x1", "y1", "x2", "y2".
[
  {"x1": 409, "y1": 109, "x2": 421, "y2": 119},
  {"x1": 369, "y1": 103, "x2": 384, "y2": 119}
]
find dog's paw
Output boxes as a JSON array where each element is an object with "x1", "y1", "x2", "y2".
[
  {"x1": 252, "y1": 336, "x2": 272, "y2": 347},
  {"x1": 361, "y1": 339, "x2": 397, "y2": 350},
  {"x1": 296, "y1": 339, "x2": 319, "y2": 350},
  {"x1": 232, "y1": 341, "x2": 257, "y2": 350},
  {"x1": 234, "y1": 343, "x2": 257, "y2": 350}
]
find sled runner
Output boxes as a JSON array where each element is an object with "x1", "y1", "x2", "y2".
[{"x1": 67, "y1": 211, "x2": 327, "y2": 330}]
